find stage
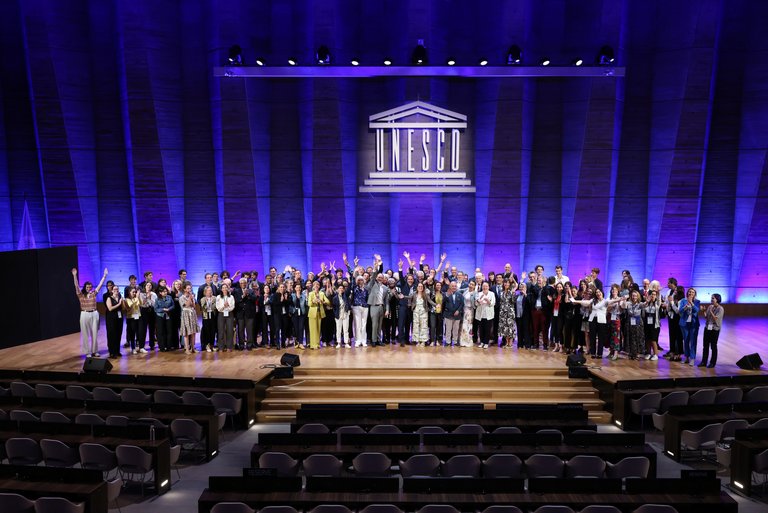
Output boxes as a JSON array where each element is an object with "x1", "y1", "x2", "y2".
[{"x1": 1, "y1": 317, "x2": 765, "y2": 380}]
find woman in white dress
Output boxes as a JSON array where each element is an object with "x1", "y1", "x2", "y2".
[{"x1": 459, "y1": 281, "x2": 476, "y2": 347}]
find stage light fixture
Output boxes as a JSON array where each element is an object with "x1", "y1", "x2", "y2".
[
  {"x1": 316, "y1": 45, "x2": 331, "y2": 65},
  {"x1": 287, "y1": 58, "x2": 297, "y2": 66},
  {"x1": 227, "y1": 45, "x2": 243, "y2": 66},
  {"x1": 506, "y1": 45, "x2": 522, "y2": 65},
  {"x1": 350, "y1": 58, "x2": 360, "y2": 66},
  {"x1": 597, "y1": 45, "x2": 615, "y2": 65},
  {"x1": 573, "y1": 58, "x2": 583, "y2": 66},
  {"x1": 383, "y1": 58, "x2": 392, "y2": 66},
  {"x1": 540, "y1": 58, "x2": 551, "y2": 66},
  {"x1": 479, "y1": 58, "x2": 488, "y2": 66},
  {"x1": 255, "y1": 58, "x2": 264, "y2": 66},
  {"x1": 447, "y1": 58, "x2": 456, "y2": 66},
  {"x1": 411, "y1": 39, "x2": 428, "y2": 65}
]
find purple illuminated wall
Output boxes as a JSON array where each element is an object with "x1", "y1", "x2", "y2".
[{"x1": 0, "y1": 0, "x2": 767, "y2": 302}]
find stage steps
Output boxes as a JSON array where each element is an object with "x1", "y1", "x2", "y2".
[{"x1": 256, "y1": 367, "x2": 610, "y2": 424}]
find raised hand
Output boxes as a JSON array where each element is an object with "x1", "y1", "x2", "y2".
[
  {"x1": 103, "y1": 268, "x2": 108, "y2": 276},
  {"x1": 440, "y1": 253, "x2": 447, "y2": 261},
  {"x1": 420, "y1": 254, "x2": 426, "y2": 263},
  {"x1": 330, "y1": 261, "x2": 336, "y2": 271},
  {"x1": 373, "y1": 253, "x2": 381, "y2": 262},
  {"x1": 71, "y1": 268, "x2": 78, "y2": 275},
  {"x1": 342, "y1": 253, "x2": 348, "y2": 262},
  {"x1": 398, "y1": 259, "x2": 404, "y2": 269},
  {"x1": 353, "y1": 256, "x2": 359, "y2": 266},
  {"x1": 321, "y1": 262, "x2": 327, "y2": 271},
  {"x1": 403, "y1": 251, "x2": 410, "y2": 260},
  {"x1": 444, "y1": 260, "x2": 450, "y2": 270}
]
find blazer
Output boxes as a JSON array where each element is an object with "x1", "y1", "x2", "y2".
[
  {"x1": 307, "y1": 291, "x2": 330, "y2": 319},
  {"x1": 332, "y1": 291, "x2": 352, "y2": 319},
  {"x1": 678, "y1": 298, "x2": 700, "y2": 326},
  {"x1": 408, "y1": 293, "x2": 435, "y2": 311},
  {"x1": 474, "y1": 290, "x2": 496, "y2": 320},
  {"x1": 443, "y1": 290, "x2": 465, "y2": 319}
]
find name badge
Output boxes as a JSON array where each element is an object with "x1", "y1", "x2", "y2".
[
  {"x1": 707, "y1": 323, "x2": 714, "y2": 331},
  {"x1": 132, "y1": 313, "x2": 140, "y2": 320},
  {"x1": 646, "y1": 317, "x2": 653, "y2": 325},
  {"x1": 611, "y1": 313, "x2": 618, "y2": 321},
  {"x1": 536, "y1": 299, "x2": 542, "y2": 308},
  {"x1": 117, "y1": 311, "x2": 122, "y2": 319},
  {"x1": 630, "y1": 317, "x2": 637, "y2": 326},
  {"x1": 224, "y1": 310, "x2": 229, "y2": 317},
  {"x1": 553, "y1": 308, "x2": 559, "y2": 317}
]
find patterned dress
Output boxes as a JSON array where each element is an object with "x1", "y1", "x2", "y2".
[
  {"x1": 459, "y1": 290, "x2": 475, "y2": 347},
  {"x1": 498, "y1": 290, "x2": 517, "y2": 341},
  {"x1": 179, "y1": 294, "x2": 200, "y2": 337}
]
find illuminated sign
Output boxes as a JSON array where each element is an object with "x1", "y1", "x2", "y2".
[{"x1": 359, "y1": 101, "x2": 475, "y2": 193}]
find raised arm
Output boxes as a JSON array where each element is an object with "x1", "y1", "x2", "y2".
[
  {"x1": 434, "y1": 253, "x2": 447, "y2": 273},
  {"x1": 71, "y1": 268, "x2": 80, "y2": 294},
  {"x1": 94, "y1": 268, "x2": 108, "y2": 293}
]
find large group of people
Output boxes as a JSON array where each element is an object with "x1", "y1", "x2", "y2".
[{"x1": 71, "y1": 252, "x2": 725, "y2": 367}]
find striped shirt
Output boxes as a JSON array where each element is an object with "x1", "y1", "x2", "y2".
[{"x1": 77, "y1": 292, "x2": 97, "y2": 312}]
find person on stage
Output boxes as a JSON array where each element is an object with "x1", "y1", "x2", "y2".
[
  {"x1": 307, "y1": 281, "x2": 330, "y2": 350},
  {"x1": 679, "y1": 287, "x2": 701, "y2": 365},
  {"x1": 384, "y1": 278, "x2": 400, "y2": 344},
  {"x1": 72, "y1": 267, "x2": 108, "y2": 357},
  {"x1": 154, "y1": 286, "x2": 175, "y2": 352},
  {"x1": 409, "y1": 282, "x2": 435, "y2": 345},
  {"x1": 459, "y1": 280, "x2": 476, "y2": 348},
  {"x1": 642, "y1": 289, "x2": 662, "y2": 361},
  {"x1": 233, "y1": 278, "x2": 251, "y2": 350},
  {"x1": 105, "y1": 280, "x2": 124, "y2": 358},
  {"x1": 664, "y1": 281, "x2": 684, "y2": 361},
  {"x1": 138, "y1": 281, "x2": 157, "y2": 352},
  {"x1": 428, "y1": 281, "x2": 445, "y2": 347},
  {"x1": 199, "y1": 285, "x2": 218, "y2": 352},
  {"x1": 568, "y1": 288, "x2": 622, "y2": 359},
  {"x1": 548, "y1": 282, "x2": 565, "y2": 352},
  {"x1": 350, "y1": 273, "x2": 370, "y2": 347},
  {"x1": 321, "y1": 277, "x2": 336, "y2": 347},
  {"x1": 215, "y1": 283, "x2": 236, "y2": 351},
  {"x1": 243, "y1": 281, "x2": 260, "y2": 350},
  {"x1": 169, "y1": 280, "x2": 184, "y2": 350},
  {"x1": 607, "y1": 284, "x2": 623, "y2": 360},
  {"x1": 179, "y1": 283, "x2": 200, "y2": 354},
  {"x1": 270, "y1": 283, "x2": 290, "y2": 349},
  {"x1": 396, "y1": 256, "x2": 417, "y2": 346},
  {"x1": 624, "y1": 289, "x2": 646, "y2": 360},
  {"x1": 442, "y1": 281, "x2": 464, "y2": 347},
  {"x1": 561, "y1": 282, "x2": 578, "y2": 354},
  {"x1": 332, "y1": 284, "x2": 352, "y2": 348},
  {"x1": 514, "y1": 282, "x2": 532, "y2": 349},
  {"x1": 475, "y1": 281, "x2": 496, "y2": 349},
  {"x1": 290, "y1": 282, "x2": 308, "y2": 349},
  {"x1": 699, "y1": 293, "x2": 723, "y2": 368},
  {"x1": 124, "y1": 287, "x2": 142, "y2": 355},
  {"x1": 497, "y1": 279, "x2": 517, "y2": 349},
  {"x1": 260, "y1": 283, "x2": 273, "y2": 347}
]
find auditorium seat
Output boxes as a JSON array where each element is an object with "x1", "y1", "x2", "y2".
[
  {"x1": 0, "y1": 493, "x2": 35, "y2": 513},
  {"x1": 715, "y1": 387, "x2": 743, "y2": 404},
  {"x1": 334, "y1": 425, "x2": 366, "y2": 435},
  {"x1": 752, "y1": 448, "x2": 768, "y2": 492},
  {"x1": 34, "y1": 384, "x2": 65, "y2": 399},
  {"x1": 745, "y1": 385, "x2": 768, "y2": 403},
  {"x1": 171, "y1": 419, "x2": 205, "y2": 455},
  {"x1": 480, "y1": 506, "x2": 524, "y2": 513},
  {"x1": 359, "y1": 505, "x2": 405, "y2": 513},
  {"x1": 415, "y1": 426, "x2": 446, "y2": 434},
  {"x1": 212, "y1": 393, "x2": 243, "y2": 428},
  {"x1": 79, "y1": 443, "x2": 118, "y2": 477},
  {"x1": 33, "y1": 496, "x2": 85, "y2": 513},
  {"x1": 258, "y1": 452, "x2": 299, "y2": 477},
  {"x1": 565, "y1": 455, "x2": 606, "y2": 478},
  {"x1": 579, "y1": 507, "x2": 622, "y2": 513},
  {"x1": 605, "y1": 456, "x2": 650, "y2": 479},
  {"x1": 536, "y1": 428, "x2": 564, "y2": 442},
  {"x1": 10, "y1": 382, "x2": 35, "y2": 398},
  {"x1": 399, "y1": 454, "x2": 441, "y2": 477},
  {"x1": 651, "y1": 391, "x2": 689, "y2": 431},
  {"x1": 533, "y1": 507, "x2": 575, "y2": 513},
  {"x1": 116, "y1": 445, "x2": 153, "y2": 496},
  {"x1": 687, "y1": 389, "x2": 716, "y2": 405},
  {"x1": 120, "y1": 388, "x2": 151, "y2": 403},
  {"x1": 257, "y1": 507, "x2": 296, "y2": 513},
  {"x1": 106, "y1": 415, "x2": 130, "y2": 427},
  {"x1": 441, "y1": 454, "x2": 481, "y2": 477},
  {"x1": 5, "y1": 437, "x2": 42, "y2": 466},
  {"x1": 352, "y1": 452, "x2": 391, "y2": 476},
  {"x1": 482, "y1": 454, "x2": 524, "y2": 478},
  {"x1": 632, "y1": 506, "x2": 679, "y2": 513},
  {"x1": 40, "y1": 439, "x2": 78, "y2": 468},
  {"x1": 106, "y1": 477, "x2": 123, "y2": 512},
  {"x1": 75, "y1": 413, "x2": 106, "y2": 426},
  {"x1": 630, "y1": 392, "x2": 661, "y2": 429},
  {"x1": 308, "y1": 505, "x2": 353, "y2": 513},
  {"x1": 154, "y1": 389, "x2": 183, "y2": 404},
  {"x1": 491, "y1": 426, "x2": 521, "y2": 434},
  {"x1": 749, "y1": 417, "x2": 768, "y2": 429},
  {"x1": 40, "y1": 411, "x2": 71, "y2": 424},
  {"x1": 10, "y1": 410, "x2": 40, "y2": 423},
  {"x1": 297, "y1": 423, "x2": 330, "y2": 434},
  {"x1": 452, "y1": 423, "x2": 485, "y2": 435},
  {"x1": 93, "y1": 387, "x2": 121, "y2": 402},
  {"x1": 720, "y1": 419, "x2": 749, "y2": 441},
  {"x1": 525, "y1": 454, "x2": 565, "y2": 478},
  {"x1": 210, "y1": 502, "x2": 256, "y2": 513},
  {"x1": 302, "y1": 454, "x2": 343, "y2": 477},
  {"x1": 369, "y1": 424, "x2": 402, "y2": 434},
  {"x1": 416, "y1": 505, "x2": 460, "y2": 513},
  {"x1": 181, "y1": 390, "x2": 212, "y2": 406},
  {"x1": 680, "y1": 423, "x2": 722, "y2": 459},
  {"x1": 65, "y1": 385, "x2": 93, "y2": 401}
]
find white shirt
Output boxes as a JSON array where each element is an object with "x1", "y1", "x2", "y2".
[{"x1": 474, "y1": 291, "x2": 496, "y2": 320}]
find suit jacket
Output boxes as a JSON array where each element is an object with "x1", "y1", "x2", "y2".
[
  {"x1": 366, "y1": 266, "x2": 389, "y2": 307},
  {"x1": 443, "y1": 290, "x2": 465, "y2": 319},
  {"x1": 307, "y1": 291, "x2": 330, "y2": 319},
  {"x1": 332, "y1": 291, "x2": 352, "y2": 319}
]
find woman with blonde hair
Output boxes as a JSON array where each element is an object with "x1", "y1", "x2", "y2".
[
  {"x1": 409, "y1": 282, "x2": 435, "y2": 345},
  {"x1": 307, "y1": 281, "x2": 330, "y2": 349},
  {"x1": 679, "y1": 287, "x2": 700, "y2": 365},
  {"x1": 179, "y1": 283, "x2": 200, "y2": 354}
]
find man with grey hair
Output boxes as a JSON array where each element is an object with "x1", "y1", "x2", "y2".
[
  {"x1": 443, "y1": 281, "x2": 464, "y2": 346},
  {"x1": 367, "y1": 255, "x2": 390, "y2": 347}
]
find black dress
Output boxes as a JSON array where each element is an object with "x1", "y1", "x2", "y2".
[{"x1": 105, "y1": 295, "x2": 124, "y2": 357}]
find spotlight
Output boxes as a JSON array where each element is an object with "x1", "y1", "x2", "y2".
[
  {"x1": 316, "y1": 45, "x2": 331, "y2": 65},
  {"x1": 383, "y1": 58, "x2": 392, "y2": 66},
  {"x1": 227, "y1": 45, "x2": 243, "y2": 66},
  {"x1": 287, "y1": 58, "x2": 297, "y2": 66},
  {"x1": 447, "y1": 58, "x2": 456, "y2": 66},
  {"x1": 540, "y1": 58, "x2": 551, "y2": 66},
  {"x1": 479, "y1": 58, "x2": 488, "y2": 66},
  {"x1": 411, "y1": 39, "x2": 427, "y2": 65},
  {"x1": 255, "y1": 58, "x2": 264, "y2": 66},
  {"x1": 597, "y1": 45, "x2": 615, "y2": 65},
  {"x1": 506, "y1": 45, "x2": 522, "y2": 65},
  {"x1": 572, "y1": 58, "x2": 583, "y2": 66},
  {"x1": 350, "y1": 58, "x2": 360, "y2": 66}
]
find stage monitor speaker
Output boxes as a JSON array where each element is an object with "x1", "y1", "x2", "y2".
[
  {"x1": 736, "y1": 353, "x2": 763, "y2": 370},
  {"x1": 280, "y1": 353, "x2": 301, "y2": 367},
  {"x1": 272, "y1": 366, "x2": 294, "y2": 379},
  {"x1": 83, "y1": 357, "x2": 113, "y2": 374},
  {"x1": 568, "y1": 366, "x2": 590, "y2": 379},
  {"x1": 566, "y1": 354, "x2": 586, "y2": 367}
]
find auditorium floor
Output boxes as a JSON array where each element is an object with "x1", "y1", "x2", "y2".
[
  {"x1": 1, "y1": 317, "x2": 766, "y2": 382},
  {"x1": 112, "y1": 423, "x2": 767, "y2": 513}
]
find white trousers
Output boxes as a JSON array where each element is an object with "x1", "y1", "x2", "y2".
[
  {"x1": 352, "y1": 305, "x2": 369, "y2": 345},
  {"x1": 336, "y1": 310, "x2": 350, "y2": 345},
  {"x1": 80, "y1": 311, "x2": 100, "y2": 354}
]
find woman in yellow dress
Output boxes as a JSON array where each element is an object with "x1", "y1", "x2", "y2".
[{"x1": 307, "y1": 281, "x2": 330, "y2": 349}]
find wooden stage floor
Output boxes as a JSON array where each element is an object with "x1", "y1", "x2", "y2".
[{"x1": 1, "y1": 317, "x2": 766, "y2": 385}]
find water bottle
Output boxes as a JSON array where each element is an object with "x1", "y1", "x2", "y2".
[{"x1": 150, "y1": 424, "x2": 155, "y2": 441}]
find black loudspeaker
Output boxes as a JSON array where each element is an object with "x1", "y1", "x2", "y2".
[
  {"x1": 280, "y1": 353, "x2": 301, "y2": 367},
  {"x1": 736, "y1": 353, "x2": 763, "y2": 370},
  {"x1": 566, "y1": 353, "x2": 586, "y2": 367},
  {"x1": 272, "y1": 366, "x2": 294, "y2": 379},
  {"x1": 568, "y1": 366, "x2": 590, "y2": 379},
  {"x1": 83, "y1": 357, "x2": 113, "y2": 374}
]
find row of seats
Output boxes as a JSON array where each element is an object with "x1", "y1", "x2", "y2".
[
  {"x1": 0, "y1": 492, "x2": 103, "y2": 513},
  {"x1": 294, "y1": 423, "x2": 589, "y2": 438},
  {"x1": 208, "y1": 503, "x2": 679, "y2": 513},
  {"x1": 3, "y1": 382, "x2": 241, "y2": 413},
  {"x1": 631, "y1": 387, "x2": 768, "y2": 423},
  {"x1": 258, "y1": 452, "x2": 651, "y2": 479}
]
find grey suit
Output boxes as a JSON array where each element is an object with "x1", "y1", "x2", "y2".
[{"x1": 367, "y1": 269, "x2": 390, "y2": 345}]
